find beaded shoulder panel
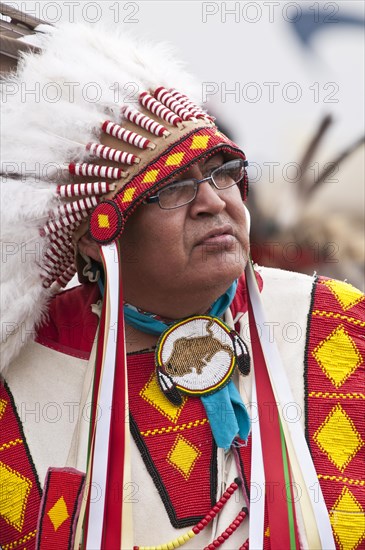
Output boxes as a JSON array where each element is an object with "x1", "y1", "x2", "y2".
[
  {"x1": 0, "y1": 381, "x2": 42, "y2": 550},
  {"x1": 304, "y1": 276, "x2": 365, "y2": 549}
]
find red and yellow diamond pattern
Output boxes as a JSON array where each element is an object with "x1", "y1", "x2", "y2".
[
  {"x1": 307, "y1": 277, "x2": 365, "y2": 550},
  {"x1": 139, "y1": 372, "x2": 204, "y2": 481},
  {"x1": 0, "y1": 385, "x2": 41, "y2": 550},
  {"x1": 0, "y1": 386, "x2": 85, "y2": 550}
]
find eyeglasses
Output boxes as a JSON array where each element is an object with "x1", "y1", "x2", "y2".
[{"x1": 144, "y1": 159, "x2": 245, "y2": 210}]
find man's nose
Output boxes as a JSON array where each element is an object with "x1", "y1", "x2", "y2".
[{"x1": 189, "y1": 180, "x2": 226, "y2": 217}]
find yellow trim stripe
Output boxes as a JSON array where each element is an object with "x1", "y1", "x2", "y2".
[
  {"x1": 2, "y1": 529, "x2": 37, "y2": 549},
  {"x1": 141, "y1": 418, "x2": 208, "y2": 437},
  {"x1": 0, "y1": 438, "x2": 23, "y2": 451},
  {"x1": 309, "y1": 391, "x2": 365, "y2": 400},
  {"x1": 312, "y1": 310, "x2": 365, "y2": 327},
  {"x1": 318, "y1": 474, "x2": 365, "y2": 486}
]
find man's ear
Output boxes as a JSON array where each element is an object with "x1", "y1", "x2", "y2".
[{"x1": 78, "y1": 233, "x2": 102, "y2": 262}]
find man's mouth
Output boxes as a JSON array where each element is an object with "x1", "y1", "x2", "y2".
[{"x1": 196, "y1": 225, "x2": 236, "y2": 246}]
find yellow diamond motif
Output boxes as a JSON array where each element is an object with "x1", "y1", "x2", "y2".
[
  {"x1": 190, "y1": 135, "x2": 210, "y2": 150},
  {"x1": 48, "y1": 496, "x2": 69, "y2": 531},
  {"x1": 140, "y1": 372, "x2": 186, "y2": 423},
  {"x1": 165, "y1": 152, "x2": 185, "y2": 167},
  {"x1": 142, "y1": 169, "x2": 160, "y2": 184},
  {"x1": 167, "y1": 435, "x2": 201, "y2": 480},
  {"x1": 330, "y1": 487, "x2": 365, "y2": 550},
  {"x1": 324, "y1": 279, "x2": 364, "y2": 311},
  {"x1": 98, "y1": 214, "x2": 109, "y2": 228},
  {"x1": 0, "y1": 462, "x2": 32, "y2": 531},
  {"x1": 121, "y1": 187, "x2": 136, "y2": 203},
  {"x1": 312, "y1": 325, "x2": 362, "y2": 388},
  {"x1": 313, "y1": 404, "x2": 363, "y2": 472},
  {"x1": 0, "y1": 398, "x2": 7, "y2": 420}
]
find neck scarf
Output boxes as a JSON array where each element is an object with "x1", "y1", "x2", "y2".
[{"x1": 123, "y1": 280, "x2": 238, "y2": 334}]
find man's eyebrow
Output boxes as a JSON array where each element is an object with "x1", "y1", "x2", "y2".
[
  {"x1": 202, "y1": 154, "x2": 225, "y2": 166},
  {"x1": 201, "y1": 157, "x2": 224, "y2": 171}
]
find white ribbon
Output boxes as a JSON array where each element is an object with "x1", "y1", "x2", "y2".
[
  {"x1": 246, "y1": 259, "x2": 335, "y2": 549},
  {"x1": 86, "y1": 243, "x2": 120, "y2": 549}
]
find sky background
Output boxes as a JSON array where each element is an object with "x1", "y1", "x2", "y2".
[{"x1": 6, "y1": 1, "x2": 362, "y2": 153}]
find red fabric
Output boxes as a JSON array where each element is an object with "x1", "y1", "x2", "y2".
[
  {"x1": 35, "y1": 283, "x2": 100, "y2": 359},
  {"x1": 82, "y1": 281, "x2": 107, "y2": 545},
  {"x1": 6, "y1": 272, "x2": 364, "y2": 550},
  {"x1": 230, "y1": 271, "x2": 263, "y2": 322}
]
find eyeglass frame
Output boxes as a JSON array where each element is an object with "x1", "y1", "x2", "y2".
[{"x1": 143, "y1": 158, "x2": 247, "y2": 210}]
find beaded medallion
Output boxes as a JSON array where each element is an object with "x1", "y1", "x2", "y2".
[{"x1": 155, "y1": 316, "x2": 249, "y2": 404}]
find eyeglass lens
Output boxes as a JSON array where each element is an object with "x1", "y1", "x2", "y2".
[{"x1": 158, "y1": 159, "x2": 244, "y2": 209}]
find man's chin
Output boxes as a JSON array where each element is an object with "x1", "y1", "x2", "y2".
[{"x1": 196, "y1": 256, "x2": 247, "y2": 289}]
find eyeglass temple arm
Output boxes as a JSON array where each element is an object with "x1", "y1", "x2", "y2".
[{"x1": 143, "y1": 195, "x2": 160, "y2": 204}]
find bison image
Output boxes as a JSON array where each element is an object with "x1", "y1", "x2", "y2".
[{"x1": 164, "y1": 320, "x2": 233, "y2": 377}]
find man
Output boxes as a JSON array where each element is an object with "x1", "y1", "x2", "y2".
[{"x1": 1, "y1": 15, "x2": 364, "y2": 550}]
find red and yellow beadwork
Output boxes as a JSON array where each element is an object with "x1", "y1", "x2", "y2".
[{"x1": 305, "y1": 277, "x2": 365, "y2": 550}]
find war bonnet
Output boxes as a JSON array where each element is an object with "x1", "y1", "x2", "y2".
[{"x1": 0, "y1": 20, "x2": 247, "y2": 371}]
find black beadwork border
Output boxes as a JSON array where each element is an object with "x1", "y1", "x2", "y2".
[
  {"x1": 130, "y1": 413, "x2": 218, "y2": 529},
  {"x1": 3, "y1": 380, "x2": 42, "y2": 496},
  {"x1": 36, "y1": 468, "x2": 52, "y2": 548},
  {"x1": 68, "y1": 474, "x2": 85, "y2": 550},
  {"x1": 303, "y1": 274, "x2": 319, "y2": 447},
  {"x1": 209, "y1": 439, "x2": 218, "y2": 510},
  {"x1": 236, "y1": 445, "x2": 250, "y2": 500}
]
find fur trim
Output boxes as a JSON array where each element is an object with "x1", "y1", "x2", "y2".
[{"x1": 0, "y1": 22, "x2": 201, "y2": 371}]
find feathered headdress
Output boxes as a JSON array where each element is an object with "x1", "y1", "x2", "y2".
[{"x1": 0, "y1": 15, "x2": 246, "y2": 372}]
